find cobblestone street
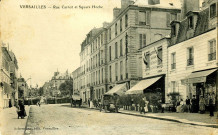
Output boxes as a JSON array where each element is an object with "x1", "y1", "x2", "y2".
[{"x1": 24, "y1": 104, "x2": 217, "y2": 135}]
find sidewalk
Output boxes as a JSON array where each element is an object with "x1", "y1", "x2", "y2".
[
  {"x1": 81, "y1": 104, "x2": 217, "y2": 128},
  {"x1": 119, "y1": 109, "x2": 218, "y2": 128},
  {"x1": 0, "y1": 105, "x2": 31, "y2": 135}
]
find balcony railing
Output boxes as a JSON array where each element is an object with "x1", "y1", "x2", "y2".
[
  {"x1": 208, "y1": 52, "x2": 216, "y2": 61},
  {"x1": 171, "y1": 63, "x2": 176, "y2": 69},
  {"x1": 187, "y1": 58, "x2": 194, "y2": 66}
]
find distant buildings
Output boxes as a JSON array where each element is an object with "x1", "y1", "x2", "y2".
[
  {"x1": 42, "y1": 70, "x2": 72, "y2": 97},
  {"x1": 17, "y1": 77, "x2": 29, "y2": 100}
]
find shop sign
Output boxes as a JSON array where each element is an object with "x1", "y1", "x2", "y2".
[
  {"x1": 181, "y1": 77, "x2": 206, "y2": 84},
  {"x1": 188, "y1": 77, "x2": 206, "y2": 83}
]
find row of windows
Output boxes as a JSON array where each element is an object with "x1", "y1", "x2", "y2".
[
  {"x1": 109, "y1": 61, "x2": 125, "y2": 82},
  {"x1": 109, "y1": 14, "x2": 128, "y2": 41},
  {"x1": 80, "y1": 68, "x2": 105, "y2": 88},
  {"x1": 93, "y1": 88, "x2": 105, "y2": 100},
  {"x1": 170, "y1": 39, "x2": 216, "y2": 70},
  {"x1": 81, "y1": 33, "x2": 104, "y2": 61}
]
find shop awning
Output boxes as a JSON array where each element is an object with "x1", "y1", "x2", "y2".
[
  {"x1": 126, "y1": 76, "x2": 162, "y2": 94},
  {"x1": 181, "y1": 69, "x2": 217, "y2": 84},
  {"x1": 104, "y1": 83, "x2": 126, "y2": 96}
]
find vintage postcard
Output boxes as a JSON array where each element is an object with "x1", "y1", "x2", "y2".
[{"x1": 0, "y1": 0, "x2": 217, "y2": 135}]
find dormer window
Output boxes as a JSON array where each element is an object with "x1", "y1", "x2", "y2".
[
  {"x1": 210, "y1": 3, "x2": 216, "y2": 18},
  {"x1": 188, "y1": 16, "x2": 193, "y2": 29},
  {"x1": 171, "y1": 25, "x2": 176, "y2": 36}
]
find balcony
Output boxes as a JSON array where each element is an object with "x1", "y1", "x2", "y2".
[
  {"x1": 187, "y1": 58, "x2": 194, "y2": 66},
  {"x1": 208, "y1": 52, "x2": 216, "y2": 61}
]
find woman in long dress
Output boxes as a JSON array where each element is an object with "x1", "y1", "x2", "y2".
[
  {"x1": 199, "y1": 96, "x2": 205, "y2": 114},
  {"x1": 143, "y1": 97, "x2": 149, "y2": 113},
  {"x1": 90, "y1": 99, "x2": 94, "y2": 109}
]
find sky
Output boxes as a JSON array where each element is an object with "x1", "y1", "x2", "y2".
[
  {"x1": 0, "y1": 0, "x2": 203, "y2": 87},
  {"x1": 0, "y1": 0, "x2": 120, "y2": 87}
]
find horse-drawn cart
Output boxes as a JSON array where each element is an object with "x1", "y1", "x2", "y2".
[{"x1": 71, "y1": 95, "x2": 82, "y2": 107}]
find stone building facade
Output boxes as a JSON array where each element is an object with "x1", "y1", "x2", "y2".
[
  {"x1": 107, "y1": 1, "x2": 180, "y2": 93},
  {"x1": 167, "y1": 0, "x2": 217, "y2": 109}
]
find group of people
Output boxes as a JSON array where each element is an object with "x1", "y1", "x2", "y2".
[
  {"x1": 139, "y1": 97, "x2": 149, "y2": 114},
  {"x1": 175, "y1": 95, "x2": 214, "y2": 116},
  {"x1": 14, "y1": 99, "x2": 27, "y2": 119}
]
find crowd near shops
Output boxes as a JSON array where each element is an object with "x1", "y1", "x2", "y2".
[{"x1": 72, "y1": 0, "x2": 217, "y2": 116}]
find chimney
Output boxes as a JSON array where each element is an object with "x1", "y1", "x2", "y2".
[
  {"x1": 181, "y1": 0, "x2": 199, "y2": 19},
  {"x1": 148, "y1": 0, "x2": 160, "y2": 5},
  {"x1": 113, "y1": 8, "x2": 121, "y2": 20},
  {"x1": 121, "y1": 0, "x2": 134, "y2": 9},
  {"x1": 103, "y1": 22, "x2": 110, "y2": 28}
]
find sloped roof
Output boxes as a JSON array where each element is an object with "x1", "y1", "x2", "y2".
[
  {"x1": 194, "y1": 8, "x2": 209, "y2": 37},
  {"x1": 174, "y1": 7, "x2": 213, "y2": 45}
]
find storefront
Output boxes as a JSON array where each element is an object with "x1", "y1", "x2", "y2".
[
  {"x1": 3, "y1": 82, "x2": 13, "y2": 108},
  {"x1": 126, "y1": 75, "x2": 165, "y2": 102},
  {"x1": 181, "y1": 68, "x2": 217, "y2": 110},
  {"x1": 105, "y1": 83, "x2": 127, "y2": 96}
]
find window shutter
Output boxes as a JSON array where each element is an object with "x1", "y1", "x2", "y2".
[
  {"x1": 143, "y1": 34, "x2": 146, "y2": 46},
  {"x1": 139, "y1": 34, "x2": 142, "y2": 48},
  {"x1": 177, "y1": 13, "x2": 181, "y2": 21},
  {"x1": 135, "y1": 10, "x2": 139, "y2": 25},
  {"x1": 167, "y1": 13, "x2": 170, "y2": 27},
  {"x1": 146, "y1": 11, "x2": 151, "y2": 25}
]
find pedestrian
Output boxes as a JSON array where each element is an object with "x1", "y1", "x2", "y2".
[
  {"x1": 139, "y1": 97, "x2": 145, "y2": 114},
  {"x1": 209, "y1": 98, "x2": 214, "y2": 117},
  {"x1": 90, "y1": 99, "x2": 94, "y2": 109},
  {"x1": 199, "y1": 96, "x2": 205, "y2": 114},
  {"x1": 9, "y1": 99, "x2": 12, "y2": 108},
  {"x1": 18, "y1": 100, "x2": 26, "y2": 119},
  {"x1": 176, "y1": 99, "x2": 182, "y2": 113},
  {"x1": 88, "y1": 98, "x2": 90, "y2": 107},
  {"x1": 144, "y1": 97, "x2": 149, "y2": 113},
  {"x1": 191, "y1": 95, "x2": 198, "y2": 113},
  {"x1": 185, "y1": 96, "x2": 191, "y2": 112}
]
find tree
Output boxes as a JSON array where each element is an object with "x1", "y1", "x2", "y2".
[
  {"x1": 38, "y1": 87, "x2": 43, "y2": 96},
  {"x1": 59, "y1": 80, "x2": 73, "y2": 97}
]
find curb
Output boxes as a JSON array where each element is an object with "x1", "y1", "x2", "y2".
[
  {"x1": 119, "y1": 111, "x2": 218, "y2": 128},
  {"x1": 81, "y1": 106, "x2": 217, "y2": 128},
  {"x1": 24, "y1": 106, "x2": 32, "y2": 135}
]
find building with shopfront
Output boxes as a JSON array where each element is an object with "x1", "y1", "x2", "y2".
[
  {"x1": 9, "y1": 51, "x2": 19, "y2": 106},
  {"x1": 0, "y1": 46, "x2": 13, "y2": 109},
  {"x1": 167, "y1": 0, "x2": 217, "y2": 109},
  {"x1": 107, "y1": 0, "x2": 180, "y2": 95},
  {"x1": 126, "y1": 37, "x2": 170, "y2": 103}
]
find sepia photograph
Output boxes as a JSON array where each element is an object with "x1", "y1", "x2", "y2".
[{"x1": 0, "y1": 0, "x2": 217, "y2": 135}]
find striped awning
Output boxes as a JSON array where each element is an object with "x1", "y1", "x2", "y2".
[{"x1": 126, "y1": 76, "x2": 162, "y2": 94}]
